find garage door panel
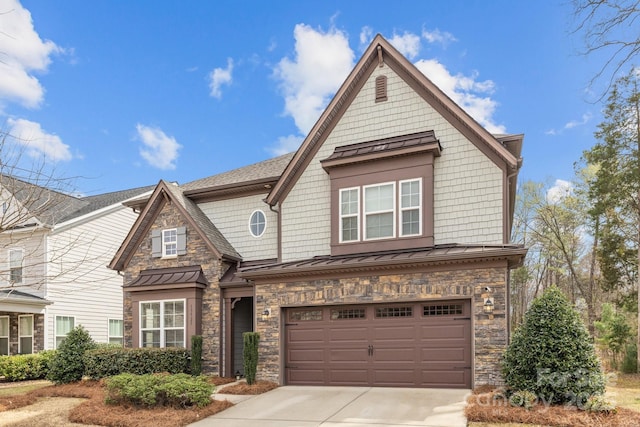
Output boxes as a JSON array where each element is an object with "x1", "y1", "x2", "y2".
[
  {"x1": 374, "y1": 347, "x2": 417, "y2": 363},
  {"x1": 330, "y1": 348, "x2": 368, "y2": 362},
  {"x1": 288, "y1": 328, "x2": 325, "y2": 343},
  {"x1": 288, "y1": 348, "x2": 326, "y2": 363},
  {"x1": 421, "y1": 347, "x2": 466, "y2": 363},
  {"x1": 371, "y1": 325, "x2": 416, "y2": 340},
  {"x1": 372, "y1": 369, "x2": 418, "y2": 386},
  {"x1": 328, "y1": 326, "x2": 369, "y2": 342},
  {"x1": 328, "y1": 369, "x2": 369, "y2": 385},
  {"x1": 420, "y1": 324, "x2": 467, "y2": 339},
  {"x1": 288, "y1": 368, "x2": 325, "y2": 385},
  {"x1": 421, "y1": 369, "x2": 470, "y2": 388}
]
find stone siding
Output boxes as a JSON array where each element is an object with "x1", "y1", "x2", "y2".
[
  {"x1": 122, "y1": 201, "x2": 225, "y2": 374},
  {"x1": 0, "y1": 312, "x2": 45, "y2": 354},
  {"x1": 255, "y1": 264, "x2": 507, "y2": 387}
]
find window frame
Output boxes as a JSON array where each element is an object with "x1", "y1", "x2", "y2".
[
  {"x1": 108, "y1": 318, "x2": 124, "y2": 346},
  {"x1": 8, "y1": 248, "x2": 23, "y2": 284},
  {"x1": 248, "y1": 210, "x2": 267, "y2": 238},
  {"x1": 55, "y1": 315, "x2": 75, "y2": 349},
  {"x1": 339, "y1": 187, "x2": 360, "y2": 243},
  {"x1": 0, "y1": 316, "x2": 9, "y2": 356},
  {"x1": 363, "y1": 182, "x2": 396, "y2": 241},
  {"x1": 18, "y1": 314, "x2": 33, "y2": 354},
  {"x1": 139, "y1": 299, "x2": 186, "y2": 348},
  {"x1": 162, "y1": 228, "x2": 178, "y2": 257},
  {"x1": 399, "y1": 178, "x2": 422, "y2": 237}
]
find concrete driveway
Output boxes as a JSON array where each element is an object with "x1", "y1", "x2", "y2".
[{"x1": 189, "y1": 386, "x2": 469, "y2": 427}]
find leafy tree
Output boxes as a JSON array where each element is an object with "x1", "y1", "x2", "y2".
[
  {"x1": 47, "y1": 325, "x2": 96, "y2": 384},
  {"x1": 503, "y1": 286, "x2": 605, "y2": 404},
  {"x1": 582, "y1": 67, "x2": 640, "y2": 370},
  {"x1": 595, "y1": 303, "x2": 633, "y2": 368}
]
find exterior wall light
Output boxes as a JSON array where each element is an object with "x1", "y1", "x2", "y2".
[
  {"x1": 483, "y1": 298, "x2": 494, "y2": 314},
  {"x1": 261, "y1": 307, "x2": 271, "y2": 320}
]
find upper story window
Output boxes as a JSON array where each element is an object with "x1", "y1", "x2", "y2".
[
  {"x1": 152, "y1": 227, "x2": 186, "y2": 258},
  {"x1": 9, "y1": 249, "x2": 23, "y2": 284},
  {"x1": 249, "y1": 210, "x2": 266, "y2": 237},
  {"x1": 339, "y1": 178, "x2": 422, "y2": 243},
  {"x1": 163, "y1": 229, "x2": 177, "y2": 256}
]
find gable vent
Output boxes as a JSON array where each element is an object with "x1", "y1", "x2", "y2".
[{"x1": 375, "y1": 75, "x2": 387, "y2": 103}]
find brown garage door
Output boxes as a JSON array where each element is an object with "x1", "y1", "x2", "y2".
[{"x1": 285, "y1": 300, "x2": 471, "y2": 388}]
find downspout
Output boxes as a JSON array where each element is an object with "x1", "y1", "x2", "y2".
[
  {"x1": 505, "y1": 161, "x2": 521, "y2": 344},
  {"x1": 269, "y1": 202, "x2": 281, "y2": 263}
]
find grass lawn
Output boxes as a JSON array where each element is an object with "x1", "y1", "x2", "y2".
[{"x1": 467, "y1": 373, "x2": 640, "y2": 427}]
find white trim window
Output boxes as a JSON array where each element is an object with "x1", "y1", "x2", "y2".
[
  {"x1": 249, "y1": 210, "x2": 266, "y2": 237},
  {"x1": 400, "y1": 178, "x2": 422, "y2": 236},
  {"x1": 162, "y1": 228, "x2": 177, "y2": 257},
  {"x1": 108, "y1": 319, "x2": 124, "y2": 345},
  {"x1": 140, "y1": 300, "x2": 185, "y2": 348},
  {"x1": 0, "y1": 316, "x2": 8, "y2": 355},
  {"x1": 339, "y1": 187, "x2": 359, "y2": 242},
  {"x1": 364, "y1": 182, "x2": 395, "y2": 240},
  {"x1": 55, "y1": 316, "x2": 75, "y2": 348},
  {"x1": 18, "y1": 315, "x2": 33, "y2": 354},
  {"x1": 9, "y1": 249, "x2": 23, "y2": 284}
]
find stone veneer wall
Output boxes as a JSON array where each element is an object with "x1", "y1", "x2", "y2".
[
  {"x1": 122, "y1": 202, "x2": 226, "y2": 374},
  {"x1": 0, "y1": 312, "x2": 45, "y2": 354},
  {"x1": 255, "y1": 264, "x2": 508, "y2": 387}
]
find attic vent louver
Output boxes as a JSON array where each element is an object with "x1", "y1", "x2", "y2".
[{"x1": 375, "y1": 75, "x2": 387, "y2": 103}]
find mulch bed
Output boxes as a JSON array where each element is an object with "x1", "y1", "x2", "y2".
[
  {"x1": 466, "y1": 390, "x2": 640, "y2": 427},
  {"x1": 219, "y1": 380, "x2": 279, "y2": 395}
]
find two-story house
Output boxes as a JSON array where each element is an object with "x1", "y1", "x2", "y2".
[
  {"x1": 0, "y1": 175, "x2": 152, "y2": 354},
  {"x1": 109, "y1": 35, "x2": 526, "y2": 389}
]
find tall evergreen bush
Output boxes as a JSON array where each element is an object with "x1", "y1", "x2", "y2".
[
  {"x1": 243, "y1": 332, "x2": 259, "y2": 385},
  {"x1": 47, "y1": 325, "x2": 96, "y2": 384},
  {"x1": 502, "y1": 286, "x2": 605, "y2": 405},
  {"x1": 191, "y1": 335, "x2": 203, "y2": 376}
]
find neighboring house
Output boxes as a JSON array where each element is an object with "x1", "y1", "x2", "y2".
[
  {"x1": 109, "y1": 35, "x2": 526, "y2": 389},
  {"x1": 0, "y1": 175, "x2": 152, "y2": 354}
]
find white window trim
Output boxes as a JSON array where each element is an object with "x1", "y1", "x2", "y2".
[
  {"x1": 108, "y1": 318, "x2": 124, "y2": 345},
  {"x1": 18, "y1": 314, "x2": 33, "y2": 354},
  {"x1": 399, "y1": 178, "x2": 423, "y2": 237},
  {"x1": 363, "y1": 182, "x2": 396, "y2": 241},
  {"x1": 248, "y1": 210, "x2": 267, "y2": 238},
  {"x1": 139, "y1": 299, "x2": 186, "y2": 348},
  {"x1": 8, "y1": 248, "x2": 24, "y2": 284},
  {"x1": 55, "y1": 315, "x2": 76, "y2": 349},
  {"x1": 162, "y1": 228, "x2": 178, "y2": 258},
  {"x1": 339, "y1": 187, "x2": 360, "y2": 243},
  {"x1": 0, "y1": 316, "x2": 9, "y2": 356}
]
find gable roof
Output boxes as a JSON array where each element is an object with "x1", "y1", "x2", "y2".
[
  {"x1": 0, "y1": 174, "x2": 153, "y2": 230},
  {"x1": 266, "y1": 34, "x2": 521, "y2": 207},
  {"x1": 109, "y1": 180, "x2": 241, "y2": 272}
]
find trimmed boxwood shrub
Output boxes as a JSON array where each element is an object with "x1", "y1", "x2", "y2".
[
  {"x1": 47, "y1": 325, "x2": 96, "y2": 384},
  {"x1": 0, "y1": 350, "x2": 56, "y2": 381},
  {"x1": 243, "y1": 332, "x2": 259, "y2": 385},
  {"x1": 84, "y1": 347, "x2": 190, "y2": 379},
  {"x1": 105, "y1": 373, "x2": 213, "y2": 408},
  {"x1": 502, "y1": 286, "x2": 605, "y2": 405}
]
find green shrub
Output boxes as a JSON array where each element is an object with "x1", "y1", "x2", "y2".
[
  {"x1": 105, "y1": 373, "x2": 213, "y2": 408},
  {"x1": 0, "y1": 351, "x2": 56, "y2": 381},
  {"x1": 84, "y1": 347, "x2": 190, "y2": 379},
  {"x1": 502, "y1": 286, "x2": 605, "y2": 405},
  {"x1": 191, "y1": 336, "x2": 203, "y2": 376},
  {"x1": 47, "y1": 325, "x2": 96, "y2": 384},
  {"x1": 583, "y1": 395, "x2": 617, "y2": 413},
  {"x1": 243, "y1": 332, "x2": 259, "y2": 385},
  {"x1": 621, "y1": 342, "x2": 637, "y2": 374},
  {"x1": 508, "y1": 390, "x2": 537, "y2": 409}
]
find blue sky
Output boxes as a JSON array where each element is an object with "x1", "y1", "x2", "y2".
[{"x1": 1, "y1": 0, "x2": 611, "y2": 196}]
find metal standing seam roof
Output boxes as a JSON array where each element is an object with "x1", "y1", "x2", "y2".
[
  {"x1": 238, "y1": 244, "x2": 528, "y2": 278},
  {"x1": 125, "y1": 265, "x2": 208, "y2": 288}
]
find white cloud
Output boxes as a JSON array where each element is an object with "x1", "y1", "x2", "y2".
[
  {"x1": 209, "y1": 58, "x2": 234, "y2": 99},
  {"x1": 0, "y1": 0, "x2": 62, "y2": 108},
  {"x1": 422, "y1": 28, "x2": 457, "y2": 47},
  {"x1": 359, "y1": 26, "x2": 373, "y2": 48},
  {"x1": 546, "y1": 179, "x2": 572, "y2": 204},
  {"x1": 546, "y1": 112, "x2": 593, "y2": 135},
  {"x1": 7, "y1": 118, "x2": 72, "y2": 161},
  {"x1": 389, "y1": 31, "x2": 421, "y2": 59},
  {"x1": 414, "y1": 59, "x2": 505, "y2": 133},
  {"x1": 273, "y1": 24, "x2": 355, "y2": 136},
  {"x1": 269, "y1": 134, "x2": 304, "y2": 156},
  {"x1": 136, "y1": 124, "x2": 181, "y2": 170}
]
